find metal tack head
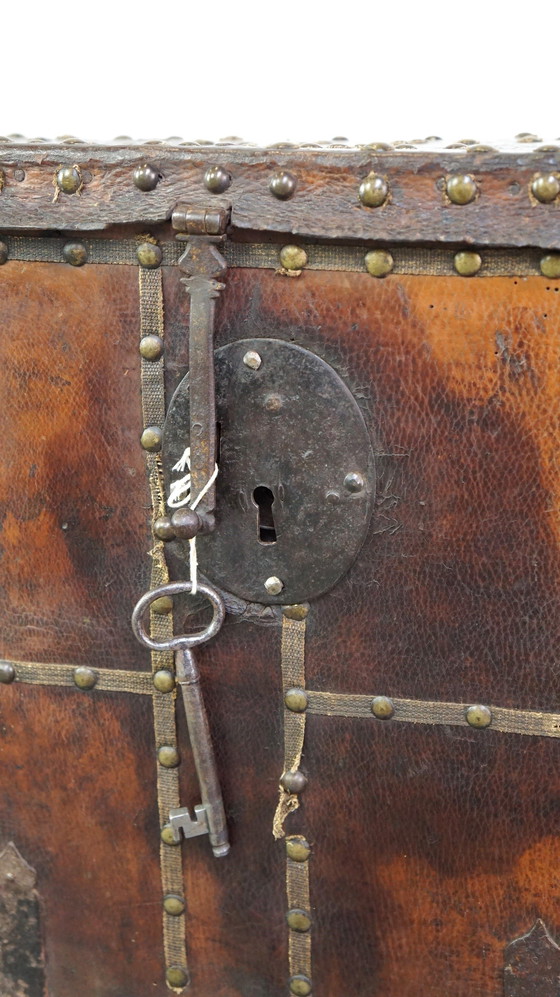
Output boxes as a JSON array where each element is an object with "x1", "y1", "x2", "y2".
[
  {"x1": 139, "y1": 334, "x2": 164, "y2": 361},
  {"x1": 286, "y1": 836, "x2": 311, "y2": 862},
  {"x1": 265, "y1": 576, "x2": 284, "y2": 595},
  {"x1": 133, "y1": 164, "x2": 160, "y2": 191},
  {"x1": 62, "y1": 242, "x2": 88, "y2": 267},
  {"x1": 281, "y1": 769, "x2": 307, "y2": 794},
  {"x1": 365, "y1": 249, "x2": 394, "y2": 277},
  {"x1": 158, "y1": 745, "x2": 180, "y2": 768},
  {"x1": 137, "y1": 242, "x2": 162, "y2": 269},
  {"x1": 531, "y1": 173, "x2": 560, "y2": 203},
  {"x1": 287, "y1": 908, "x2": 312, "y2": 932},
  {"x1": 279, "y1": 245, "x2": 308, "y2": 271},
  {"x1": 73, "y1": 667, "x2": 98, "y2": 691},
  {"x1": 153, "y1": 515, "x2": 175, "y2": 541},
  {"x1": 160, "y1": 824, "x2": 181, "y2": 846},
  {"x1": 289, "y1": 975, "x2": 313, "y2": 996},
  {"x1": 56, "y1": 166, "x2": 82, "y2": 194},
  {"x1": 166, "y1": 966, "x2": 189, "y2": 988},
  {"x1": 0, "y1": 240, "x2": 7, "y2": 265},
  {"x1": 344, "y1": 472, "x2": 365, "y2": 493},
  {"x1": 151, "y1": 595, "x2": 173, "y2": 615},
  {"x1": 359, "y1": 172, "x2": 389, "y2": 207},
  {"x1": 170, "y1": 508, "x2": 202, "y2": 540},
  {"x1": 0, "y1": 663, "x2": 16, "y2": 684},
  {"x1": 446, "y1": 174, "x2": 477, "y2": 205},
  {"x1": 140, "y1": 425, "x2": 163, "y2": 452},
  {"x1": 269, "y1": 170, "x2": 297, "y2": 200},
  {"x1": 204, "y1": 165, "x2": 232, "y2": 193},
  {"x1": 466, "y1": 704, "x2": 492, "y2": 728},
  {"x1": 371, "y1": 695, "x2": 394, "y2": 719},
  {"x1": 282, "y1": 604, "x2": 309, "y2": 621},
  {"x1": 540, "y1": 254, "x2": 560, "y2": 279},
  {"x1": 454, "y1": 251, "x2": 482, "y2": 276},
  {"x1": 163, "y1": 894, "x2": 185, "y2": 916},
  {"x1": 243, "y1": 350, "x2": 262, "y2": 370},
  {"x1": 284, "y1": 688, "x2": 309, "y2": 713},
  {"x1": 153, "y1": 669, "x2": 175, "y2": 693}
]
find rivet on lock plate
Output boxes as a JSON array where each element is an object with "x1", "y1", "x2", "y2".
[{"x1": 163, "y1": 338, "x2": 375, "y2": 604}]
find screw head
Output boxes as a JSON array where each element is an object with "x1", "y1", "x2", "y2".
[
  {"x1": 139, "y1": 334, "x2": 164, "y2": 361},
  {"x1": 359, "y1": 172, "x2": 389, "y2": 207},
  {"x1": 265, "y1": 575, "x2": 284, "y2": 595},
  {"x1": 56, "y1": 166, "x2": 82, "y2": 194},
  {"x1": 204, "y1": 165, "x2": 231, "y2": 193},
  {"x1": 269, "y1": 170, "x2": 297, "y2": 199},
  {"x1": 0, "y1": 663, "x2": 15, "y2": 684},
  {"x1": 344, "y1": 472, "x2": 365, "y2": 493},
  {"x1": 365, "y1": 249, "x2": 394, "y2": 277},
  {"x1": 163, "y1": 894, "x2": 185, "y2": 916},
  {"x1": 170, "y1": 508, "x2": 202, "y2": 540},
  {"x1": 137, "y1": 242, "x2": 162, "y2": 269},
  {"x1": 286, "y1": 836, "x2": 311, "y2": 862},
  {"x1": 243, "y1": 350, "x2": 262, "y2": 370},
  {"x1": 140, "y1": 426, "x2": 162, "y2": 452},
  {"x1": 540, "y1": 254, "x2": 560, "y2": 278},
  {"x1": 73, "y1": 667, "x2": 98, "y2": 690},
  {"x1": 62, "y1": 242, "x2": 88, "y2": 267},
  {"x1": 0, "y1": 241, "x2": 7, "y2": 265},
  {"x1": 153, "y1": 669, "x2": 175, "y2": 693},
  {"x1": 158, "y1": 745, "x2": 180, "y2": 768},
  {"x1": 446, "y1": 174, "x2": 477, "y2": 205},
  {"x1": 466, "y1": 704, "x2": 492, "y2": 728},
  {"x1": 281, "y1": 769, "x2": 307, "y2": 794},
  {"x1": 284, "y1": 688, "x2": 309, "y2": 713},
  {"x1": 133, "y1": 164, "x2": 160, "y2": 191},
  {"x1": 531, "y1": 173, "x2": 560, "y2": 203},
  {"x1": 454, "y1": 251, "x2": 482, "y2": 276},
  {"x1": 279, "y1": 245, "x2": 308, "y2": 271},
  {"x1": 371, "y1": 695, "x2": 394, "y2": 719},
  {"x1": 289, "y1": 975, "x2": 312, "y2": 996}
]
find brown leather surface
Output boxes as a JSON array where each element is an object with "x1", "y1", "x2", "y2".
[{"x1": 2, "y1": 257, "x2": 560, "y2": 996}]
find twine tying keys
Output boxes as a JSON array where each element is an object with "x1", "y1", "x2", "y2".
[{"x1": 167, "y1": 447, "x2": 218, "y2": 595}]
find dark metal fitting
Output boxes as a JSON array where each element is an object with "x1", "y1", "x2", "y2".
[{"x1": 172, "y1": 203, "x2": 231, "y2": 236}]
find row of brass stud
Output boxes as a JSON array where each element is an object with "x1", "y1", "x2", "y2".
[
  {"x1": 285, "y1": 689, "x2": 493, "y2": 729},
  {"x1": 0, "y1": 661, "x2": 175, "y2": 693},
  {"x1": 2, "y1": 163, "x2": 559, "y2": 207}
]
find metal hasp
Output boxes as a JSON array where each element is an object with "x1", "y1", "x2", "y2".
[
  {"x1": 171, "y1": 204, "x2": 231, "y2": 520},
  {"x1": 163, "y1": 338, "x2": 375, "y2": 604}
]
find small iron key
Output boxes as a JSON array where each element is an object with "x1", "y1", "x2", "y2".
[{"x1": 131, "y1": 580, "x2": 230, "y2": 858}]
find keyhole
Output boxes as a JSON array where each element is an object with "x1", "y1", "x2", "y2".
[{"x1": 253, "y1": 486, "x2": 277, "y2": 544}]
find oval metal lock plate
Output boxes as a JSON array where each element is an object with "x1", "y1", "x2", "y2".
[{"x1": 163, "y1": 338, "x2": 374, "y2": 604}]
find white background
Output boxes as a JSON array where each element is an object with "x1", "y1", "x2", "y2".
[{"x1": 2, "y1": 1, "x2": 553, "y2": 146}]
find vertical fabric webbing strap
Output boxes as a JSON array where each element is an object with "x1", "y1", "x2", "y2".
[{"x1": 139, "y1": 268, "x2": 189, "y2": 989}]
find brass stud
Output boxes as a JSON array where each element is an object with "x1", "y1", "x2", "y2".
[
  {"x1": 531, "y1": 174, "x2": 560, "y2": 203},
  {"x1": 0, "y1": 663, "x2": 16, "y2": 684},
  {"x1": 160, "y1": 824, "x2": 180, "y2": 846},
  {"x1": 286, "y1": 836, "x2": 311, "y2": 862},
  {"x1": 344, "y1": 471, "x2": 365, "y2": 493},
  {"x1": 151, "y1": 595, "x2": 173, "y2": 615},
  {"x1": 365, "y1": 249, "x2": 394, "y2": 277},
  {"x1": 137, "y1": 242, "x2": 162, "y2": 269},
  {"x1": 282, "y1": 604, "x2": 309, "y2": 621},
  {"x1": 153, "y1": 515, "x2": 175, "y2": 540},
  {"x1": 62, "y1": 242, "x2": 88, "y2": 267},
  {"x1": 465, "y1": 704, "x2": 492, "y2": 729},
  {"x1": 540, "y1": 254, "x2": 560, "y2": 278},
  {"x1": 140, "y1": 425, "x2": 163, "y2": 452},
  {"x1": 133, "y1": 164, "x2": 160, "y2": 191},
  {"x1": 285, "y1": 688, "x2": 309, "y2": 713},
  {"x1": 281, "y1": 770, "x2": 307, "y2": 794},
  {"x1": 269, "y1": 170, "x2": 297, "y2": 200},
  {"x1": 139, "y1": 334, "x2": 164, "y2": 361},
  {"x1": 446, "y1": 174, "x2": 477, "y2": 205},
  {"x1": 265, "y1": 575, "x2": 284, "y2": 595},
  {"x1": 158, "y1": 745, "x2": 180, "y2": 768},
  {"x1": 171, "y1": 508, "x2": 202, "y2": 539},
  {"x1": 153, "y1": 669, "x2": 175, "y2": 693},
  {"x1": 359, "y1": 172, "x2": 388, "y2": 208},
  {"x1": 279, "y1": 245, "x2": 308, "y2": 271},
  {"x1": 73, "y1": 667, "x2": 98, "y2": 690},
  {"x1": 56, "y1": 166, "x2": 82, "y2": 194},
  {"x1": 289, "y1": 976, "x2": 312, "y2": 997},
  {"x1": 454, "y1": 251, "x2": 482, "y2": 276},
  {"x1": 204, "y1": 165, "x2": 231, "y2": 193},
  {"x1": 166, "y1": 966, "x2": 189, "y2": 988},
  {"x1": 0, "y1": 240, "x2": 7, "y2": 265},
  {"x1": 163, "y1": 894, "x2": 185, "y2": 916},
  {"x1": 287, "y1": 908, "x2": 312, "y2": 932},
  {"x1": 371, "y1": 695, "x2": 394, "y2": 719}
]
